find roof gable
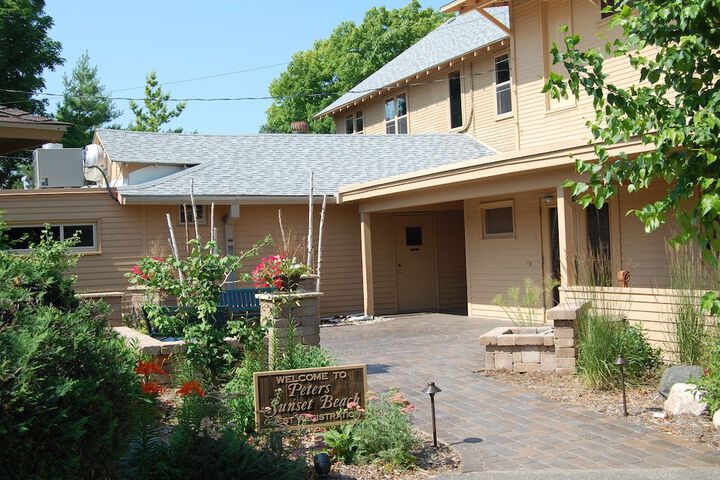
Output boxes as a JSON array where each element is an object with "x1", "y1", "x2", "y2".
[{"x1": 315, "y1": 7, "x2": 509, "y2": 118}]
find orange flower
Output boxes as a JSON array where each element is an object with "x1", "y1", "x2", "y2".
[
  {"x1": 141, "y1": 381, "x2": 164, "y2": 396},
  {"x1": 136, "y1": 360, "x2": 165, "y2": 376},
  {"x1": 177, "y1": 380, "x2": 205, "y2": 397}
]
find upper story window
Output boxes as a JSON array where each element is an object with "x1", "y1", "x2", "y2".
[
  {"x1": 448, "y1": 71, "x2": 463, "y2": 128},
  {"x1": 384, "y1": 94, "x2": 408, "y2": 134},
  {"x1": 344, "y1": 111, "x2": 364, "y2": 134},
  {"x1": 7, "y1": 223, "x2": 98, "y2": 252},
  {"x1": 495, "y1": 55, "x2": 512, "y2": 116},
  {"x1": 179, "y1": 205, "x2": 206, "y2": 225}
]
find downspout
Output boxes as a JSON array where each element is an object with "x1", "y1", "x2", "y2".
[{"x1": 508, "y1": 1, "x2": 522, "y2": 150}]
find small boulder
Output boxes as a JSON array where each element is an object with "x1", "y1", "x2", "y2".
[
  {"x1": 663, "y1": 383, "x2": 707, "y2": 417},
  {"x1": 714, "y1": 410, "x2": 720, "y2": 431},
  {"x1": 659, "y1": 365, "x2": 704, "y2": 398}
]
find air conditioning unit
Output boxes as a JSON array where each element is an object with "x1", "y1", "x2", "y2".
[{"x1": 33, "y1": 146, "x2": 85, "y2": 188}]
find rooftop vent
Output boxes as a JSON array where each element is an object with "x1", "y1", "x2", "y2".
[{"x1": 290, "y1": 121, "x2": 308, "y2": 134}]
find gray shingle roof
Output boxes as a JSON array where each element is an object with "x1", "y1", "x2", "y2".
[
  {"x1": 97, "y1": 129, "x2": 495, "y2": 199},
  {"x1": 315, "y1": 7, "x2": 509, "y2": 118}
]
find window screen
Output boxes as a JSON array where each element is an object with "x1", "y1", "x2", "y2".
[
  {"x1": 7, "y1": 224, "x2": 96, "y2": 250},
  {"x1": 449, "y1": 71, "x2": 463, "y2": 128}
]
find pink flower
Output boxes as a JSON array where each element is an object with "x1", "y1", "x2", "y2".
[
  {"x1": 347, "y1": 401, "x2": 358, "y2": 409},
  {"x1": 401, "y1": 404, "x2": 415, "y2": 414}
]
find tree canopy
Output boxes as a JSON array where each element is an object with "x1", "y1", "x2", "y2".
[
  {"x1": 543, "y1": 0, "x2": 720, "y2": 312},
  {"x1": 261, "y1": 0, "x2": 447, "y2": 133},
  {"x1": 0, "y1": 0, "x2": 62, "y2": 114},
  {"x1": 127, "y1": 71, "x2": 187, "y2": 133},
  {"x1": 55, "y1": 52, "x2": 120, "y2": 148}
]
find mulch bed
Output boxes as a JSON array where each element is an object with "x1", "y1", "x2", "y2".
[
  {"x1": 485, "y1": 370, "x2": 720, "y2": 449},
  {"x1": 322, "y1": 430, "x2": 461, "y2": 480}
]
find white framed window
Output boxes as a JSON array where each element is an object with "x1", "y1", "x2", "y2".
[
  {"x1": 179, "y1": 204, "x2": 206, "y2": 225},
  {"x1": 344, "y1": 110, "x2": 364, "y2": 134},
  {"x1": 481, "y1": 201, "x2": 515, "y2": 238},
  {"x1": 448, "y1": 71, "x2": 463, "y2": 128},
  {"x1": 495, "y1": 55, "x2": 512, "y2": 116},
  {"x1": 384, "y1": 93, "x2": 408, "y2": 134},
  {"x1": 7, "y1": 223, "x2": 98, "y2": 252}
]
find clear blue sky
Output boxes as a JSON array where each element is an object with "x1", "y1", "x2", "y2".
[{"x1": 43, "y1": 1, "x2": 447, "y2": 135}]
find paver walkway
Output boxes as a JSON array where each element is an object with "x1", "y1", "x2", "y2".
[{"x1": 322, "y1": 313, "x2": 720, "y2": 476}]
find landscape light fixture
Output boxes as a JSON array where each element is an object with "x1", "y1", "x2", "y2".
[
  {"x1": 313, "y1": 452, "x2": 331, "y2": 477},
  {"x1": 613, "y1": 355, "x2": 628, "y2": 417},
  {"x1": 422, "y1": 381, "x2": 442, "y2": 448}
]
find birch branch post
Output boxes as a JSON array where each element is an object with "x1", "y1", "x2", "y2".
[
  {"x1": 316, "y1": 194, "x2": 327, "y2": 292},
  {"x1": 306, "y1": 170, "x2": 315, "y2": 269}
]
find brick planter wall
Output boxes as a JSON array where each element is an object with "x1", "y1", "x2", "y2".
[
  {"x1": 258, "y1": 291, "x2": 323, "y2": 364},
  {"x1": 480, "y1": 302, "x2": 589, "y2": 375}
]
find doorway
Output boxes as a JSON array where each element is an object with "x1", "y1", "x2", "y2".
[
  {"x1": 541, "y1": 198, "x2": 561, "y2": 307},
  {"x1": 395, "y1": 214, "x2": 439, "y2": 312}
]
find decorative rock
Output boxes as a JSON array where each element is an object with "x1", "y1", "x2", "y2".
[
  {"x1": 713, "y1": 410, "x2": 720, "y2": 431},
  {"x1": 659, "y1": 365, "x2": 704, "y2": 398},
  {"x1": 663, "y1": 383, "x2": 707, "y2": 417}
]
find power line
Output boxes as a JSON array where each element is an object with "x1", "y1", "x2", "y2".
[
  {"x1": 109, "y1": 61, "x2": 291, "y2": 93},
  {"x1": 0, "y1": 68, "x2": 508, "y2": 104}
]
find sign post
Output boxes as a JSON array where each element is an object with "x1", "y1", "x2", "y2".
[{"x1": 254, "y1": 364, "x2": 367, "y2": 430}]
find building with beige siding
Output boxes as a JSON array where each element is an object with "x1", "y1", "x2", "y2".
[
  {"x1": 313, "y1": 0, "x2": 701, "y2": 347},
  {"x1": 0, "y1": 1, "x2": 706, "y2": 349}
]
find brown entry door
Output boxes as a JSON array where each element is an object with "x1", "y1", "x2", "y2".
[{"x1": 395, "y1": 214, "x2": 438, "y2": 312}]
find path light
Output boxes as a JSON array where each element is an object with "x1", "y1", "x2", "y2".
[
  {"x1": 313, "y1": 452, "x2": 331, "y2": 478},
  {"x1": 422, "y1": 381, "x2": 442, "y2": 448},
  {"x1": 613, "y1": 355, "x2": 628, "y2": 417}
]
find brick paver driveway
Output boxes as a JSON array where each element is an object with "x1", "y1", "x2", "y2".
[{"x1": 322, "y1": 313, "x2": 720, "y2": 476}]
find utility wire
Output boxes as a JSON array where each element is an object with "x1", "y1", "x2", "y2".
[
  {"x1": 0, "y1": 67, "x2": 509, "y2": 103},
  {"x1": 109, "y1": 61, "x2": 290, "y2": 92}
]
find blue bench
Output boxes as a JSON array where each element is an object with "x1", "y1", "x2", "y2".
[{"x1": 143, "y1": 287, "x2": 272, "y2": 336}]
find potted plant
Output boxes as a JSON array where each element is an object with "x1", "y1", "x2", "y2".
[{"x1": 251, "y1": 254, "x2": 310, "y2": 291}]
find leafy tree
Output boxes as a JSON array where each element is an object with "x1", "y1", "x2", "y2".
[
  {"x1": 543, "y1": 0, "x2": 720, "y2": 313},
  {"x1": 261, "y1": 0, "x2": 447, "y2": 133},
  {"x1": 0, "y1": 0, "x2": 62, "y2": 114},
  {"x1": 127, "y1": 71, "x2": 187, "y2": 132},
  {"x1": 55, "y1": 52, "x2": 121, "y2": 148}
]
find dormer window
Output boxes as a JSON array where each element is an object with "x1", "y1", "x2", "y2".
[
  {"x1": 345, "y1": 111, "x2": 364, "y2": 134},
  {"x1": 384, "y1": 94, "x2": 408, "y2": 134},
  {"x1": 449, "y1": 71, "x2": 463, "y2": 129}
]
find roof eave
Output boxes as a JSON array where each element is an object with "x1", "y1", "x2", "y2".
[
  {"x1": 337, "y1": 139, "x2": 651, "y2": 204},
  {"x1": 118, "y1": 194, "x2": 339, "y2": 206},
  {"x1": 441, "y1": 0, "x2": 508, "y2": 14}
]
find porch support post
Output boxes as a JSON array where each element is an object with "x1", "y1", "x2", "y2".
[
  {"x1": 360, "y1": 212, "x2": 375, "y2": 316},
  {"x1": 556, "y1": 185, "x2": 577, "y2": 299}
]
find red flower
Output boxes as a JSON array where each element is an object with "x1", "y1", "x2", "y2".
[
  {"x1": 130, "y1": 264, "x2": 150, "y2": 280},
  {"x1": 177, "y1": 380, "x2": 205, "y2": 397},
  {"x1": 136, "y1": 360, "x2": 165, "y2": 376},
  {"x1": 141, "y1": 381, "x2": 164, "y2": 396}
]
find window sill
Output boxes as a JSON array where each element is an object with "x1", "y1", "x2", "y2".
[
  {"x1": 545, "y1": 103, "x2": 578, "y2": 116},
  {"x1": 495, "y1": 112, "x2": 514, "y2": 122}
]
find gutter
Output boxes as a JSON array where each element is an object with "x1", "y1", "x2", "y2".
[{"x1": 117, "y1": 194, "x2": 339, "y2": 206}]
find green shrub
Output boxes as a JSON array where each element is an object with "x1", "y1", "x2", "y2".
[
  {"x1": 352, "y1": 391, "x2": 421, "y2": 470},
  {"x1": 322, "y1": 423, "x2": 357, "y2": 464},
  {"x1": 699, "y1": 334, "x2": 720, "y2": 415},
  {"x1": 0, "y1": 232, "x2": 141, "y2": 479},
  {"x1": 576, "y1": 313, "x2": 662, "y2": 390},
  {"x1": 124, "y1": 394, "x2": 307, "y2": 480}
]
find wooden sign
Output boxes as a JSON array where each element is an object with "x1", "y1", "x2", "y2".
[{"x1": 253, "y1": 364, "x2": 367, "y2": 430}]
